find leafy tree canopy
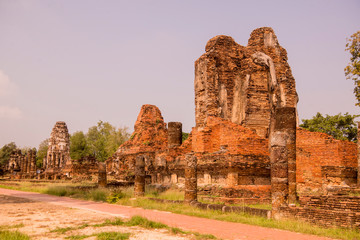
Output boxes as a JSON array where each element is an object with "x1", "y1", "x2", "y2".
[
  {"x1": 70, "y1": 131, "x2": 88, "y2": 160},
  {"x1": 36, "y1": 139, "x2": 49, "y2": 168},
  {"x1": 70, "y1": 121, "x2": 129, "y2": 162},
  {"x1": 300, "y1": 112, "x2": 359, "y2": 142},
  {"x1": 345, "y1": 31, "x2": 360, "y2": 106},
  {"x1": 182, "y1": 132, "x2": 189, "y2": 142},
  {"x1": 0, "y1": 142, "x2": 17, "y2": 169}
]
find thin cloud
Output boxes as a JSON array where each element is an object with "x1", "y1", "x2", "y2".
[
  {"x1": 0, "y1": 106, "x2": 22, "y2": 119},
  {"x1": 0, "y1": 70, "x2": 18, "y2": 97}
]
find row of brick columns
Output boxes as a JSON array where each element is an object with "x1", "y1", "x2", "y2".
[
  {"x1": 133, "y1": 152, "x2": 198, "y2": 202},
  {"x1": 132, "y1": 107, "x2": 298, "y2": 218},
  {"x1": 97, "y1": 109, "x2": 360, "y2": 218}
]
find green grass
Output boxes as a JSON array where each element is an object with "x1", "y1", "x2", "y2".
[
  {"x1": 44, "y1": 186, "x2": 111, "y2": 202},
  {"x1": 0, "y1": 230, "x2": 30, "y2": 240},
  {"x1": 96, "y1": 232, "x2": 130, "y2": 240},
  {"x1": 243, "y1": 203, "x2": 272, "y2": 210},
  {"x1": 65, "y1": 235, "x2": 90, "y2": 240},
  {"x1": 114, "y1": 198, "x2": 360, "y2": 240},
  {"x1": 1, "y1": 180, "x2": 360, "y2": 240},
  {"x1": 51, "y1": 223, "x2": 89, "y2": 234},
  {"x1": 148, "y1": 188, "x2": 184, "y2": 201},
  {"x1": 0, "y1": 223, "x2": 25, "y2": 230},
  {"x1": 66, "y1": 232, "x2": 130, "y2": 240},
  {"x1": 99, "y1": 216, "x2": 217, "y2": 239},
  {"x1": 0, "y1": 224, "x2": 29, "y2": 240},
  {"x1": 60, "y1": 216, "x2": 216, "y2": 240}
]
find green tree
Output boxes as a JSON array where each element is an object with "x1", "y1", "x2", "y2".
[
  {"x1": 36, "y1": 139, "x2": 49, "y2": 168},
  {"x1": 0, "y1": 142, "x2": 17, "y2": 170},
  {"x1": 300, "y1": 113, "x2": 359, "y2": 142},
  {"x1": 345, "y1": 31, "x2": 360, "y2": 106},
  {"x1": 182, "y1": 132, "x2": 189, "y2": 142},
  {"x1": 85, "y1": 121, "x2": 129, "y2": 162},
  {"x1": 70, "y1": 131, "x2": 89, "y2": 160}
]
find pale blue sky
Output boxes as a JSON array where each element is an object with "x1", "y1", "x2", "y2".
[{"x1": 0, "y1": 0, "x2": 359, "y2": 148}]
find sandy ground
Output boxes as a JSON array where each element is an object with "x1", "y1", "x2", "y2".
[{"x1": 0, "y1": 194, "x2": 191, "y2": 240}]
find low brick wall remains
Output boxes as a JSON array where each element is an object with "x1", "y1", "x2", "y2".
[{"x1": 281, "y1": 195, "x2": 360, "y2": 229}]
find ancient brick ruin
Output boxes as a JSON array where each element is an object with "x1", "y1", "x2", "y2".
[
  {"x1": 42, "y1": 121, "x2": 71, "y2": 179},
  {"x1": 7, "y1": 149, "x2": 37, "y2": 179},
  {"x1": 194, "y1": 28, "x2": 298, "y2": 137},
  {"x1": 3, "y1": 26, "x2": 360, "y2": 228},
  {"x1": 39, "y1": 121, "x2": 100, "y2": 181},
  {"x1": 107, "y1": 27, "x2": 301, "y2": 201},
  {"x1": 105, "y1": 27, "x2": 360, "y2": 227}
]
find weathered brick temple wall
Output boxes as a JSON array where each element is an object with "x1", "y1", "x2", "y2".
[
  {"x1": 41, "y1": 121, "x2": 101, "y2": 180},
  {"x1": 296, "y1": 128, "x2": 357, "y2": 195},
  {"x1": 7, "y1": 26, "x2": 358, "y2": 228},
  {"x1": 43, "y1": 121, "x2": 71, "y2": 178},
  {"x1": 7, "y1": 149, "x2": 37, "y2": 179},
  {"x1": 281, "y1": 195, "x2": 360, "y2": 229},
  {"x1": 194, "y1": 27, "x2": 298, "y2": 138},
  {"x1": 106, "y1": 27, "x2": 359, "y2": 206}
]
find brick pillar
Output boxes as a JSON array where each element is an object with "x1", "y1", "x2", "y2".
[
  {"x1": 168, "y1": 122, "x2": 182, "y2": 148},
  {"x1": 270, "y1": 107, "x2": 296, "y2": 218},
  {"x1": 32, "y1": 149, "x2": 37, "y2": 173},
  {"x1": 51, "y1": 153, "x2": 55, "y2": 168},
  {"x1": 358, "y1": 122, "x2": 360, "y2": 186},
  {"x1": 287, "y1": 109, "x2": 297, "y2": 205},
  {"x1": 26, "y1": 150, "x2": 32, "y2": 173},
  {"x1": 98, "y1": 162, "x2": 107, "y2": 187},
  {"x1": 24, "y1": 153, "x2": 29, "y2": 174},
  {"x1": 226, "y1": 171, "x2": 238, "y2": 187},
  {"x1": 20, "y1": 153, "x2": 25, "y2": 174},
  {"x1": 134, "y1": 155, "x2": 145, "y2": 197},
  {"x1": 184, "y1": 153, "x2": 197, "y2": 203}
]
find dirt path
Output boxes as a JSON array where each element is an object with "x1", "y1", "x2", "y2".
[
  {"x1": 0, "y1": 188, "x2": 333, "y2": 240},
  {"x1": 0, "y1": 194, "x2": 189, "y2": 240}
]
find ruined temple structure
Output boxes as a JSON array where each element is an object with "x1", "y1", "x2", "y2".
[
  {"x1": 42, "y1": 121, "x2": 71, "y2": 179},
  {"x1": 40, "y1": 121, "x2": 101, "y2": 180},
  {"x1": 7, "y1": 149, "x2": 37, "y2": 179},
  {"x1": 107, "y1": 27, "x2": 359, "y2": 206},
  {"x1": 195, "y1": 28, "x2": 298, "y2": 138}
]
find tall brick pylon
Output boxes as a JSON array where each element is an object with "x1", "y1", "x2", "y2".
[
  {"x1": 185, "y1": 152, "x2": 197, "y2": 203},
  {"x1": 270, "y1": 107, "x2": 296, "y2": 219},
  {"x1": 98, "y1": 162, "x2": 107, "y2": 187},
  {"x1": 134, "y1": 155, "x2": 146, "y2": 197}
]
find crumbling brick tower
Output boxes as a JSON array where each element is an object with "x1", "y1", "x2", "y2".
[
  {"x1": 44, "y1": 121, "x2": 70, "y2": 171},
  {"x1": 195, "y1": 27, "x2": 298, "y2": 138},
  {"x1": 7, "y1": 150, "x2": 22, "y2": 173},
  {"x1": 192, "y1": 27, "x2": 298, "y2": 201}
]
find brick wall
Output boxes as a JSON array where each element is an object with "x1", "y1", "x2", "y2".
[
  {"x1": 296, "y1": 128, "x2": 357, "y2": 195},
  {"x1": 281, "y1": 195, "x2": 360, "y2": 229},
  {"x1": 192, "y1": 116, "x2": 269, "y2": 156}
]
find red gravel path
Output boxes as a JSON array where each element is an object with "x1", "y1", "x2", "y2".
[{"x1": 0, "y1": 188, "x2": 334, "y2": 240}]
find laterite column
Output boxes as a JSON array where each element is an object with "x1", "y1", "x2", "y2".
[
  {"x1": 98, "y1": 162, "x2": 107, "y2": 187},
  {"x1": 270, "y1": 107, "x2": 296, "y2": 219},
  {"x1": 134, "y1": 155, "x2": 146, "y2": 197},
  {"x1": 184, "y1": 153, "x2": 197, "y2": 203},
  {"x1": 168, "y1": 122, "x2": 183, "y2": 148}
]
